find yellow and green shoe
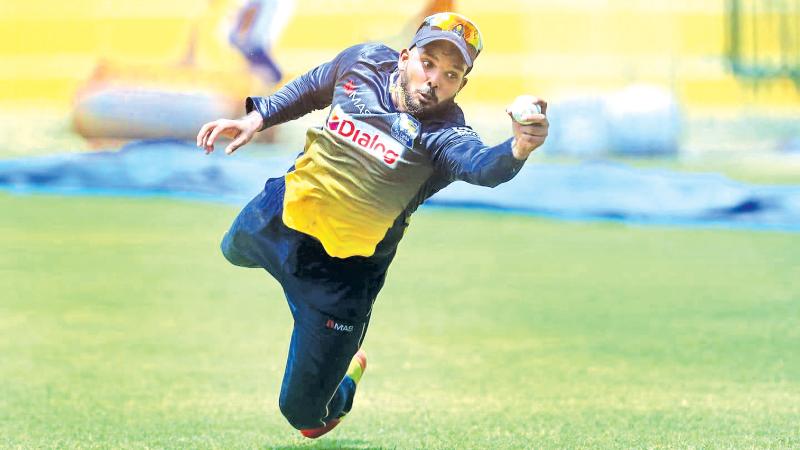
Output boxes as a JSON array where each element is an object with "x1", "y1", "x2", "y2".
[
  {"x1": 347, "y1": 349, "x2": 367, "y2": 385},
  {"x1": 300, "y1": 349, "x2": 367, "y2": 439}
]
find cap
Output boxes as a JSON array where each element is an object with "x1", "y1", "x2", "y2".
[{"x1": 410, "y1": 12, "x2": 484, "y2": 69}]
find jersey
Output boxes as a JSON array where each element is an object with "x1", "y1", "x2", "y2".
[{"x1": 246, "y1": 43, "x2": 525, "y2": 259}]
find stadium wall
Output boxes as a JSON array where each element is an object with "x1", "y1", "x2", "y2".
[{"x1": 1, "y1": 0, "x2": 798, "y2": 109}]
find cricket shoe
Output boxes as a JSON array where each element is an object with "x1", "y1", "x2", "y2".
[
  {"x1": 347, "y1": 348, "x2": 367, "y2": 385},
  {"x1": 300, "y1": 349, "x2": 367, "y2": 439},
  {"x1": 300, "y1": 418, "x2": 341, "y2": 439}
]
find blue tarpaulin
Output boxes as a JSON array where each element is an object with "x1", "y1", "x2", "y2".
[{"x1": 2, "y1": 140, "x2": 799, "y2": 231}]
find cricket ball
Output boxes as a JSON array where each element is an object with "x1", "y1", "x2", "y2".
[{"x1": 510, "y1": 95, "x2": 542, "y2": 125}]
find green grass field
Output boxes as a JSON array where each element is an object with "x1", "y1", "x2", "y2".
[{"x1": 1, "y1": 193, "x2": 798, "y2": 449}]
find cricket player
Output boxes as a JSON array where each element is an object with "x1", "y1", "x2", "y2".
[{"x1": 197, "y1": 12, "x2": 548, "y2": 438}]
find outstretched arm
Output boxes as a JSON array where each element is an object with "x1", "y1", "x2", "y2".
[
  {"x1": 197, "y1": 44, "x2": 366, "y2": 154},
  {"x1": 244, "y1": 56, "x2": 341, "y2": 131},
  {"x1": 431, "y1": 96, "x2": 549, "y2": 187}
]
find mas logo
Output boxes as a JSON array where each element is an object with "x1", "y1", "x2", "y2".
[
  {"x1": 325, "y1": 318, "x2": 353, "y2": 333},
  {"x1": 326, "y1": 105, "x2": 403, "y2": 167},
  {"x1": 343, "y1": 79, "x2": 357, "y2": 95},
  {"x1": 341, "y1": 79, "x2": 371, "y2": 114}
]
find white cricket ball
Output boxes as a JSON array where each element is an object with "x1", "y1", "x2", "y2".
[{"x1": 510, "y1": 95, "x2": 542, "y2": 125}]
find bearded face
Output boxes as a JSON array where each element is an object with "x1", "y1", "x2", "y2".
[{"x1": 396, "y1": 41, "x2": 468, "y2": 119}]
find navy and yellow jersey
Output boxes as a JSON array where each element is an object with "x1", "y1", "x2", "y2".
[{"x1": 247, "y1": 43, "x2": 524, "y2": 259}]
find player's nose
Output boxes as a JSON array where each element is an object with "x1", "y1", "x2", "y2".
[
  {"x1": 426, "y1": 73, "x2": 440, "y2": 89},
  {"x1": 424, "y1": 80, "x2": 439, "y2": 99}
]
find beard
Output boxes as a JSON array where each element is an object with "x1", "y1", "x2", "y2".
[{"x1": 398, "y1": 69, "x2": 453, "y2": 119}]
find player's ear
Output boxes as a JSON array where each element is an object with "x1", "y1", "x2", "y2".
[
  {"x1": 458, "y1": 77, "x2": 468, "y2": 92},
  {"x1": 398, "y1": 49, "x2": 410, "y2": 71}
]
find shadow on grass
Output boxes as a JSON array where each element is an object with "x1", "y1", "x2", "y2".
[{"x1": 266, "y1": 438, "x2": 389, "y2": 450}]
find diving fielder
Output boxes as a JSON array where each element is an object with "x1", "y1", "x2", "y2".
[{"x1": 197, "y1": 12, "x2": 548, "y2": 438}]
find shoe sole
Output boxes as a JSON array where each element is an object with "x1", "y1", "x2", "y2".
[{"x1": 300, "y1": 418, "x2": 341, "y2": 439}]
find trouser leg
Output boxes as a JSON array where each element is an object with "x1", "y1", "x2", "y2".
[
  {"x1": 220, "y1": 186, "x2": 290, "y2": 275},
  {"x1": 278, "y1": 294, "x2": 369, "y2": 430},
  {"x1": 220, "y1": 228, "x2": 260, "y2": 268}
]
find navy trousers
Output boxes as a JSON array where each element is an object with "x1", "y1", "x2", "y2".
[
  {"x1": 221, "y1": 178, "x2": 373, "y2": 429},
  {"x1": 278, "y1": 292, "x2": 367, "y2": 429}
]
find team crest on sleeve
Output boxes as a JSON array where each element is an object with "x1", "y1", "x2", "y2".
[
  {"x1": 391, "y1": 113, "x2": 421, "y2": 148},
  {"x1": 452, "y1": 126, "x2": 479, "y2": 138}
]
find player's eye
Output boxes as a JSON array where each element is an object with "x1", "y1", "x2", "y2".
[{"x1": 446, "y1": 72, "x2": 458, "y2": 80}]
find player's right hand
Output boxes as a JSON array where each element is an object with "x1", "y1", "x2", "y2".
[
  {"x1": 196, "y1": 111, "x2": 264, "y2": 155},
  {"x1": 506, "y1": 96, "x2": 548, "y2": 161}
]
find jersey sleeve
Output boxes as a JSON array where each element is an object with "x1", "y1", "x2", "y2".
[
  {"x1": 427, "y1": 126, "x2": 526, "y2": 188},
  {"x1": 245, "y1": 44, "x2": 366, "y2": 130}
]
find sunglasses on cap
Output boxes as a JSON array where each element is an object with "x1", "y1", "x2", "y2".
[{"x1": 414, "y1": 12, "x2": 484, "y2": 65}]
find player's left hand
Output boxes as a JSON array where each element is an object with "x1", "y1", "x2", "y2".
[
  {"x1": 506, "y1": 96, "x2": 548, "y2": 160},
  {"x1": 196, "y1": 111, "x2": 263, "y2": 155}
]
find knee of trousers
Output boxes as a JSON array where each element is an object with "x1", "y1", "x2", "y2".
[
  {"x1": 278, "y1": 394, "x2": 325, "y2": 430},
  {"x1": 220, "y1": 231, "x2": 259, "y2": 268}
]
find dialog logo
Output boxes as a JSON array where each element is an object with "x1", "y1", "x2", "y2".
[{"x1": 326, "y1": 105, "x2": 403, "y2": 167}]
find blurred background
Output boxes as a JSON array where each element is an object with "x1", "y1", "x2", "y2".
[
  {"x1": 2, "y1": 0, "x2": 799, "y2": 162},
  {"x1": 3, "y1": 0, "x2": 800, "y2": 223}
]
